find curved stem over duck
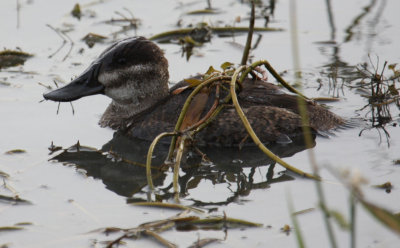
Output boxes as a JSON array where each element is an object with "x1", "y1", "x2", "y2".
[
  {"x1": 240, "y1": 60, "x2": 309, "y2": 100},
  {"x1": 231, "y1": 66, "x2": 318, "y2": 180}
]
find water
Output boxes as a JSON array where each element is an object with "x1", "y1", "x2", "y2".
[{"x1": 1, "y1": 0, "x2": 400, "y2": 247}]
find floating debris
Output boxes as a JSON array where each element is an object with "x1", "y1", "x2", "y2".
[
  {"x1": 0, "y1": 49, "x2": 33, "y2": 69},
  {"x1": 131, "y1": 202, "x2": 205, "y2": 213},
  {"x1": 105, "y1": 8, "x2": 141, "y2": 36},
  {"x1": 186, "y1": 9, "x2": 221, "y2": 15},
  {"x1": 280, "y1": 224, "x2": 292, "y2": 235},
  {"x1": 0, "y1": 194, "x2": 31, "y2": 205},
  {"x1": 0, "y1": 81, "x2": 11, "y2": 86},
  {"x1": 0, "y1": 226, "x2": 24, "y2": 232},
  {"x1": 187, "y1": 238, "x2": 222, "y2": 248},
  {"x1": 0, "y1": 170, "x2": 9, "y2": 178},
  {"x1": 4, "y1": 149, "x2": 26, "y2": 155},
  {"x1": 71, "y1": 3, "x2": 82, "y2": 20},
  {"x1": 48, "y1": 141, "x2": 62, "y2": 155},
  {"x1": 354, "y1": 59, "x2": 400, "y2": 146},
  {"x1": 372, "y1": 181, "x2": 393, "y2": 193},
  {"x1": 179, "y1": 216, "x2": 263, "y2": 230},
  {"x1": 81, "y1": 33, "x2": 107, "y2": 48},
  {"x1": 149, "y1": 23, "x2": 282, "y2": 43},
  {"x1": 14, "y1": 222, "x2": 33, "y2": 226},
  {"x1": 46, "y1": 24, "x2": 74, "y2": 61},
  {"x1": 94, "y1": 210, "x2": 262, "y2": 247}
]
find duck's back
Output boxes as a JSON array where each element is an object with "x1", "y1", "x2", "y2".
[{"x1": 126, "y1": 79, "x2": 343, "y2": 147}]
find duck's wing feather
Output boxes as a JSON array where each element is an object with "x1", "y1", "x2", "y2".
[
  {"x1": 197, "y1": 105, "x2": 316, "y2": 147},
  {"x1": 238, "y1": 79, "x2": 344, "y2": 131}
]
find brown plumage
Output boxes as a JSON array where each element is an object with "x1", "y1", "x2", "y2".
[{"x1": 43, "y1": 37, "x2": 344, "y2": 147}]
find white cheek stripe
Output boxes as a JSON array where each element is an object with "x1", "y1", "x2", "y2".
[
  {"x1": 105, "y1": 83, "x2": 140, "y2": 103},
  {"x1": 98, "y1": 64, "x2": 155, "y2": 86}
]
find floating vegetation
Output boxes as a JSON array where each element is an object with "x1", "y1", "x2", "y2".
[
  {"x1": 149, "y1": 12, "x2": 282, "y2": 60},
  {"x1": 14, "y1": 222, "x2": 33, "y2": 226},
  {"x1": 0, "y1": 170, "x2": 9, "y2": 178},
  {"x1": 183, "y1": 216, "x2": 262, "y2": 229},
  {"x1": 1, "y1": 175, "x2": 31, "y2": 205},
  {"x1": 372, "y1": 181, "x2": 393, "y2": 193},
  {"x1": 0, "y1": 194, "x2": 31, "y2": 205},
  {"x1": 149, "y1": 23, "x2": 283, "y2": 43},
  {"x1": 131, "y1": 202, "x2": 205, "y2": 213},
  {"x1": 353, "y1": 59, "x2": 400, "y2": 146},
  {"x1": 280, "y1": 224, "x2": 292, "y2": 235},
  {"x1": 71, "y1": 3, "x2": 82, "y2": 20},
  {"x1": 4, "y1": 149, "x2": 26, "y2": 155},
  {"x1": 81, "y1": 33, "x2": 107, "y2": 48},
  {"x1": 46, "y1": 24, "x2": 74, "y2": 61},
  {"x1": 0, "y1": 80, "x2": 11, "y2": 86},
  {"x1": 95, "y1": 210, "x2": 261, "y2": 247},
  {"x1": 0, "y1": 226, "x2": 24, "y2": 232},
  {"x1": 186, "y1": 8, "x2": 221, "y2": 15},
  {"x1": 187, "y1": 238, "x2": 222, "y2": 248},
  {"x1": 105, "y1": 8, "x2": 141, "y2": 36},
  {"x1": 48, "y1": 141, "x2": 62, "y2": 155},
  {"x1": 0, "y1": 49, "x2": 33, "y2": 69}
]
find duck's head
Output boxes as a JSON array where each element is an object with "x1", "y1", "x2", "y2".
[
  {"x1": 44, "y1": 36, "x2": 169, "y2": 105},
  {"x1": 44, "y1": 37, "x2": 170, "y2": 129}
]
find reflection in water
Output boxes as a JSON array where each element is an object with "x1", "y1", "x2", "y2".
[
  {"x1": 319, "y1": 0, "x2": 387, "y2": 98},
  {"x1": 318, "y1": 0, "x2": 398, "y2": 147},
  {"x1": 343, "y1": 0, "x2": 377, "y2": 43},
  {"x1": 50, "y1": 132, "x2": 315, "y2": 205}
]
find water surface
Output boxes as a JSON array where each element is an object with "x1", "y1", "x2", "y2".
[{"x1": 1, "y1": 0, "x2": 400, "y2": 247}]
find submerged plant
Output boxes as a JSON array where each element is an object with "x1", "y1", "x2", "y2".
[
  {"x1": 355, "y1": 59, "x2": 400, "y2": 146},
  {"x1": 0, "y1": 49, "x2": 33, "y2": 69}
]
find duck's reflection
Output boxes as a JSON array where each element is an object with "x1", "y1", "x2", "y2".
[{"x1": 51, "y1": 132, "x2": 315, "y2": 204}]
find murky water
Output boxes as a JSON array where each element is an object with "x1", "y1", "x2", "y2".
[{"x1": 1, "y1": 0, "x2": 400, "y2": 247}]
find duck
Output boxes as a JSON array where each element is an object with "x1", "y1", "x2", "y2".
[{"x1": 43, "y1": 37, "x2": 344, "y2": 147}]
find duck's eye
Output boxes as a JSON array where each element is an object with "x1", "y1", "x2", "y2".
[{"x1": 117, "y1": 58, "x2": 126, "y2": 64}]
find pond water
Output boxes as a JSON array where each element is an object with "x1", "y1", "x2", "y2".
[{"x1": 1, "y1": 0, "x2": 400, "y2": 247}]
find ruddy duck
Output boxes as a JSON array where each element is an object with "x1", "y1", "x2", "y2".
[{"x1": 43, "y1": 37, "x2": 344, "y2": 147}]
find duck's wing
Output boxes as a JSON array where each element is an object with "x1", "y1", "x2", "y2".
[
  {"x1": 238, "y1": 80, "x2": 344, "y2": 131},
  {"x1": 197, "y1": 105, "x2": 316, "y2": 147}
]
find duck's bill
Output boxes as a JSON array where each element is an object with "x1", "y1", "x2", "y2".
[{"x1": 43, "y1": 64, "x2": 104, "y2": 102}]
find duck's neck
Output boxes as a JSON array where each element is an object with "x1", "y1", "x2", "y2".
[{"x1": 99, "y1": 65, "x2": 169, "y2": 130}]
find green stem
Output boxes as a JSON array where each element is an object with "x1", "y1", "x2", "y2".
[
  {"x1": 146, "y1": 132, "x2": 176, "y2": 190},
  {"x1": 173, "y1": 136, "x2": 187, "y2": 196},
  {"x1": 240, "y1": 1, "x2": 255, "y2": 65},
  {"x1": 239, "y1": 60, "x2": 309, "y2": 100},
  {"x1": 167, "y1": 75, "x2": 231, "y2": 160},
  {"x1": 230, "y1": 66, "x2": 318, "y2": 179},
  {"x1": 350, "y1": 195, "x2": 356, "y2": 248},
  {"x1": 288, "y1": 192, "x2": 305, "y2": 248}
]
